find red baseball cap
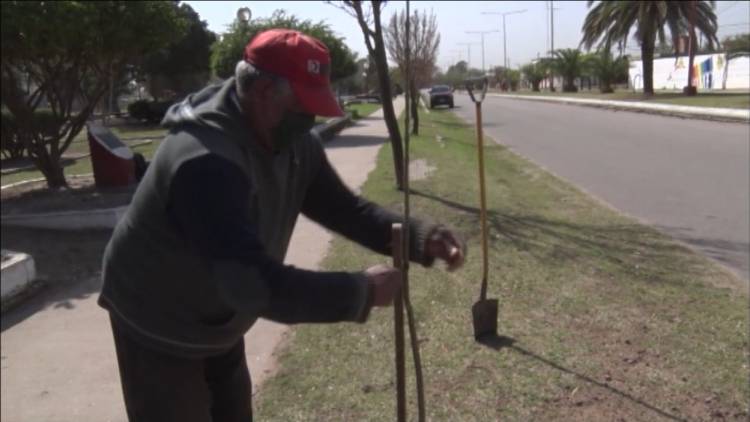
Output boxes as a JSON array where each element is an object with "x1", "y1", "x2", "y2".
[{"x1": 244, "y1": 29, "x2": 343, "y2": 117}]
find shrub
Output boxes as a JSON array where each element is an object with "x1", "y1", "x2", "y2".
[
  {"x1": 1, "y1": 110, "x2": 62, "y2": 160},
  {"x1": 127, "y1": 100, "x2": 176, "y2": 124},
  {"x1": 128, "y1": 100, "x2": 151, "y2": 121},
  {"x1": 1, "y1": 111, "x2": 24, "y2": 159}
]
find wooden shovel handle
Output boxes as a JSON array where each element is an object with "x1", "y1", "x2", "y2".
[{"x1": 475, "y1": 103, "x2": 490, "y2": 300}]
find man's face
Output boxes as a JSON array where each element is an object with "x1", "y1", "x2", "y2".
[
  {"x1": 255, "y1": 77, "x2": 299, "y2": 128},
  {"x1": 250, "y1": 77, "x2": 316, "y2": 151}
]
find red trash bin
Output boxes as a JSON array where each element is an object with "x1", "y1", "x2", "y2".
[{"x1": 87, "y1": 122, "x2": 136, "y2": 188}]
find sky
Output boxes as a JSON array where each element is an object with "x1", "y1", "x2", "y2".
[{"x1": 184, "y1": 0, "x2": 750, "y2": 72}]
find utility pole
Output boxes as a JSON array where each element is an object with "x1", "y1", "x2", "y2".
[
  {"x1": 481, "y1": 9, "x2": 526, "y2": 69},
  {"x1": 549, "y1": 1, "x2": 560, "y2": 91},
  {"x1": 466, "y1": 30, "x2": 499, "y2": 75}
]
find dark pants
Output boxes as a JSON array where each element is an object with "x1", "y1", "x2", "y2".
[{"x1": 110, "y1": 318, "x2": 253, "y2": 422}]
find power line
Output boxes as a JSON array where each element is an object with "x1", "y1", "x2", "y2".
[{"x1": 717, "y1": 1, "x2": 740, "y2": 16}]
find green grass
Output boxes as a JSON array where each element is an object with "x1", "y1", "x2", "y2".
[
  {"x1": 1, "y1": 140, "x2": 161, "y2": 186},
  {"x1": 255, "y1": 104, "x2": 748, "y2": 421},
  {"x1": 346, "y1": 102, "x2": 382, "y2": 119},
  {"x1": 1, "y1": 123, "x2": 167, "y2": 187},
  {"x1": 506, "y1": 89, "x2": 750, "y2": 109}
]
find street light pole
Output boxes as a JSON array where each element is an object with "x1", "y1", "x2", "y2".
[
  {"x1": 466, "y1": 30, "x2": 499, "y2": 75},
  {"x1": 482, "y1": 9, "x2": 526, "y2": 70}
]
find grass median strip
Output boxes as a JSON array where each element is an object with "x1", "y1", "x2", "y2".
[
  {"x1": 346, "y1": 102, "x2": 382, "y2": 119},
  {"x1": 258, "y1": 106, "x2": 746, "y2": 421}
]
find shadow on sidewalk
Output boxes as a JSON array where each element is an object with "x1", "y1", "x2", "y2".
[
  {"x1": 324, "y1": 134, "x2": 386, "y2": 149},
  {"x1": 477, "y1": 334, "x2": 688, "y2": 421},
  {"x1": 1, "y1": 227, "x2": 111, "y2": 332}
]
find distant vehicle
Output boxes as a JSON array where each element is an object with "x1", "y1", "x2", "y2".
[{"x1": 429, "y1": 85, "x2": 454, "y2": 109}]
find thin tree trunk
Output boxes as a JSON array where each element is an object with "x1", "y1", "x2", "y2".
[
  {"x1": 34, "y1": 149, "x2": 67, "y2": 189},
  {"x1": 410, "y1": 83, "x2": 419, "y2": 136},
  {"x1": 373, "y1": 34, "x2": 405, "y2": 190}
]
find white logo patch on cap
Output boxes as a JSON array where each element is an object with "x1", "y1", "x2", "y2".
[{"x1": 307, "y1": 60, "x2": 320, "y2": 74}]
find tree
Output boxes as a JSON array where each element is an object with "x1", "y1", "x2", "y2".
[
  {"x1": 433, "y1": 61, "x2": 484, "y2": 88},
  {"x1": 552, "y1": 49, "x2": 590, "y2": 92},
  {"x1": 335, "y1": 1, "x2": 405, "y2": 190},
  {"x1": 588, "y1": 50, "x2": 629, "y2": 93},
  {"x1": 723, "y1": 33, "x2": 750, "y2": 55},
  {"x1": 210, "y1": 10, "x2": 357, "y2": 84},
  {"x1": 491, "y1": 66, "x2": 521, "y2": 91},
  {"x1": 141, "y1": 3, "x2": 217, "y2": 100},
  {"x1": 1, "y1": 1, "x2": 186, "y2": 188},
  {"x1": 581, "y1": 1, "x2": 718, "y2": 96},
  {"x1": 721, "y1": 33, "x2": 750, "y2": 90},
  {"x1": 386, "y1": 8, "x2": 440, "y2": 136},
  {"x1": 521, "y1": 62, "x2": 548, "y2": 92}
]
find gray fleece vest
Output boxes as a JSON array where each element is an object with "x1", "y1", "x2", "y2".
[{"x1": 99, "y1": 80, "x2": 324, "y2": 357}]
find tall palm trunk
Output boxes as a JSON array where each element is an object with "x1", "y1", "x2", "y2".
[
  {"x1": 641, "y1": 31, "x2": 656, "y2": 96},
  {"x1": 684, "y1": 0, "x2": 698, "y2": 96}
]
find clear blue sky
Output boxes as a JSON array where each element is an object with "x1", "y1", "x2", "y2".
[{"x1": 184, "y1": 0, "x2": 750, "y2": 71}]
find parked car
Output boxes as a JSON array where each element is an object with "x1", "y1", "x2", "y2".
[{"x1": 428, "y1": 85, "x2": 454, "y2": 109}]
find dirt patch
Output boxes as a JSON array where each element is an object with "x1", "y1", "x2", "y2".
[
  {"x1": 409, "y1": 158, "x2": 436, "y2": 181},
  {"x1": 1, "y1": 176, "x2": 134, "y2": 215}
]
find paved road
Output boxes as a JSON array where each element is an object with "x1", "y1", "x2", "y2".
[{"x1": 452, "y1": 93, "x2": 749, "y2": 282}]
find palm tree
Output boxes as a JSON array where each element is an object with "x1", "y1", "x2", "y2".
[
  {"x1": 552, "y1": 49, "x2": 589, "y2": 92},
  {"x1": 581, "y1": 1, "x2": 718, "y2": 96},
  {"x1": 521, "y1": 62, "x2": 547, "y2": 92},
  {"x1": 588, "y1": 50, "x2": 629, "y2": 93}
]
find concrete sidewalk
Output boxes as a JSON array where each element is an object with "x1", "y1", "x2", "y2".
[
  {"x1": 0, "y1": 98, "x2": 404, "y2": 422},
  {"x1": 489, "y1": 93, "x2": 750, "y2": 122}
]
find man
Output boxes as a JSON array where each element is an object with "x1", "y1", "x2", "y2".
[{"x1": 99, "y1": 29, "x2": 465, "y2": 421}]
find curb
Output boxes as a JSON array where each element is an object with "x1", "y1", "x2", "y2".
[
  {"x1": 488, "y1": 93, "x2": 750, "y2": 123},
  {"x1": 1, "y1": 250, "x2": 36, "y2": 302},
  {"x1": 1, "y1": 205, "x2": 127, "y2": 230},
  {"x1": 1, "y1": 173, "x2": 94, "y2": 191}
]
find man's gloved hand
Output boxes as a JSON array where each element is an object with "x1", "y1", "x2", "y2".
[
  {"x1": 364, "y1": 264, "x2": 402, "y2": 306},
  {"x1": 425, "y1": 226, "x2": 466, "y2": 271}
]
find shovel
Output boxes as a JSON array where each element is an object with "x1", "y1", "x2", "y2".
[{"x1": 465, "y1": 77, "x2": 498, "y2": 341}]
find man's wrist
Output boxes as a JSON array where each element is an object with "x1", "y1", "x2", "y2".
[{"x1": 353, "y1": 273, "x2": 374, "y2": 323}]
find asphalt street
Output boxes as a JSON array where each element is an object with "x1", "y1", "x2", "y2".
[{"x1": 451, "y1": 93, "x2": 749, "y2": 283}]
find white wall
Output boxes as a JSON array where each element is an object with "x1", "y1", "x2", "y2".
[{"x1": 629, "y1": 54, "x2": 750, "y2": 91}]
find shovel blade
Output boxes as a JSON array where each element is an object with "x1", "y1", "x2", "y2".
[{"x1": 472, "y1": 299, "x2": 498, "y2": 340}]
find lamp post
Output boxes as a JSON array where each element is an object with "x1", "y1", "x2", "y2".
[
  {"x1": 481, "y1": 9, "x2": 526, "y2": 69},
  {"x1": 236, "y1": 7, "x2": 251, "y2": 23},
  {"x1": 465, "y1": 30, "x2": 499, "y2": 75}
]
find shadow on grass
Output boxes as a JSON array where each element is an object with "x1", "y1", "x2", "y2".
[
  {"x1": 409, "y1": 188, "x2": 704, "y2": 286},
  {"x1": 477, "y1": 334, "x2": 688, "y2": 421},
  {"x1": 428, "y1": 117, "x2": 471, "y2": 130}
]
